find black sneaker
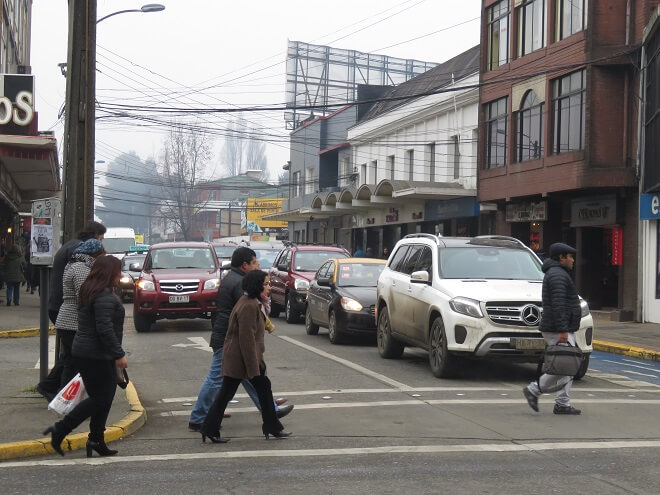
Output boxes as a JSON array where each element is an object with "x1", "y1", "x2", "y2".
[
  {"x1": 522, "y1": 387, "x2": 539, "y2": 412},
  {"x1": 553, "y1": 404, "x2": 581, "y2": 415},
  {"x1": 35, "y1": 384, "x2": 55, "y2": 402},
  {"x1": 188, "y1": 422, "x2": 202, "y2": 432}
]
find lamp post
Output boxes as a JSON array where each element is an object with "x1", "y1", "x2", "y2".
[{"x1": 61, "y1": 2, "x2": 165, "y2": 242}]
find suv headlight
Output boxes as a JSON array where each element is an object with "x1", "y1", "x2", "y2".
[
  {"x1": 340, "y1": 297, "x2": 363, "y2": 312},
  {"x1": 294, "y1": 279, "x2": 309, "y2": 291},
  {"x1": 449, "y1": 297, "x2": 484, "y2": 318},
  {"x1": 580, "y1": 298, "x2": 590, "y2": 318},
  {"x1": 120, "y1": 275, "x2": 131, "y2": 284},
  {"x1": 137, "y1": 279, "x2": 155, "y2": 291},
  {"x1": 204, "y1": 278, "x2": 220, "y2": 290}
]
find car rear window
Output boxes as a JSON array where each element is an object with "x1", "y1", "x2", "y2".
[
  {"x1": 214, "y1": 245, "x2": 235, "y2": 258},
  {"x1": 293, "y1": 250, "x2": 348, "y2": 272},
  {"x1": 151, "y1": 248, "x2": 217, "y2": 270},
  {"x1": 438, "y1": 247, "x2": 543, "y2": 280},
  {"x1": 122, "y1": 255, "x2": 145, "y2": 271},
  {"x1": 254, "y1": 249, "x2": 279, "y2": 268},
  {"x1": 336, "y1": 263, "x2": 384, "y2": 287}
]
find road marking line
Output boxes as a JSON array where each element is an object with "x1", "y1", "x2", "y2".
[
  {"x1": 33, "y1": 335, "x2": 55, "y2": 369},
  {"x1": 172, "y1": 336, "x2": 212, "y2": 352},
  {"x1": 3, "y1": 440, "x2": 660, "y2": 468},
  {"x1": 278, "y1": 335, "x2": 414, "y2": 390},
  {"x1": 602, "y1": 359, "x2": 660, "y2": 373},
  {"x1": 622, "y1": 370, "x2": 658, "y2": 378},
  {"x1": 160, "y1": 397, "x2": 660, "y2": 416}
]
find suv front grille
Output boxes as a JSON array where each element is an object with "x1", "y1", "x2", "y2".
[
  {"x1": 159, "y1": 280, "x2": 200, "y2": 294},
  {"x1": 485, "y1": 301, "x2": 542, "y2": 327}
]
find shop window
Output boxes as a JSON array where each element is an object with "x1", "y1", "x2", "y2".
[
  {"x1": 485, "y1": 97, "x2": 508, "y2": 168},
  {"x1": 556, "y1": 0, "x2": 588, "y2": 41},
  {"x1": 518, "y1": 0, "x2": 545, "y2": 57},
  {"x1": 552, "y1": 69, "x2": 586, "y2": 154},
  {"x1": 517, "y1": 90, "x2": 545, "y2": 162},
  {"x1": 487, "y1": 0, "x2": 510, "y2": 71}
]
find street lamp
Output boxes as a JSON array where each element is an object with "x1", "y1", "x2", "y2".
[{"x1": 61, "y1": 2, "x2": 165, "y2": 242}]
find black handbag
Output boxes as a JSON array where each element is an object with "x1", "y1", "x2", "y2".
[{"x1": 542, "y1": 343, "x2": 582, "y2": 376}]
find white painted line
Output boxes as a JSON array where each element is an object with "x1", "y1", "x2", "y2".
[
  {"x1": 34, "y1": 335, "x2": 55, "y2": 369},
  {"x1": 622, "y1": 370, "x2": 658, "y2": 378},
  {"x1": 277, "y1": 335, "x2": 414, "y2": 390},
  {"x1": 172, "y1": 336, "x2": 212, "y2": 353},
  {"x1": 603, "y1": 359, "x2": 660, "y2": 373},
  {"x1": 4, "y1": 440, "x2": 660, "y2": 468},
  {"x1": 160, "y1": 397, "x2": 660, "y2": 416}
]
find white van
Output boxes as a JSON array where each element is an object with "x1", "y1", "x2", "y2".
[{"x1": 103, "y1": 227, "x2": 136, "y2": 258}]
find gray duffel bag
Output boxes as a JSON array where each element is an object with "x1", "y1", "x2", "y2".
[{"x1": 542, "y1": 343, "x2": 583, "y2": 376}]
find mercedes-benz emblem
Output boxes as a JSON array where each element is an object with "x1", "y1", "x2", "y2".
[
  {"x1": 521, "y1": 304, "x2": 541, "y2": 326},
  {"x1": 176, "y1": 284, "x2": 183, "y2": 292}
]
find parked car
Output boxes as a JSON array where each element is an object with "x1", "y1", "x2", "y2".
[
  {"x1": 305, "y1": 258, "x2": 386, "y2": 344},
  {"x1": 117, "y1": 253, "x2": 146, "y2": 302},
  {"x1": 133, "y1": 242, "x2": 220, "y2": 332},
  {"x1": 252, "y1": 244, "x2": 282, "y2": 272},
  {"x1": 269, "y1": 244, "x2": 350, "y2": 323},
  {"x1": 376, "y1": 234, "x2": 594, "y2": 378},
  {"x1": 213, "y1": 242, "x2": 238, "y2": 270}
]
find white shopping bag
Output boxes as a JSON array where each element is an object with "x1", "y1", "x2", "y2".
[{"x1": 48, "y1": 373, "x2": 88, "y2": 415}]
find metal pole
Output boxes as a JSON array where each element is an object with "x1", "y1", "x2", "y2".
[{"x1": 39, "y1": 267, "x2": 50, "y2": 381}]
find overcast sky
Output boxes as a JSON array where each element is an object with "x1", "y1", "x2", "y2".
[{"x1": 30, "y1": 0, "x2": 481, "y2": 182}]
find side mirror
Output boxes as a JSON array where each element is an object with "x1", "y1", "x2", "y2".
[
  {"x1": 277, "y1": 263, "x2": 288, "y2": 272},
  {"x1": 129, "y1": 262, "x2": 142, "y2": 272},
  {"x1": 317, "y1": 277, "x2": 331, "y2": 287},
  {"x1": 221, "y1": 260, "x2": 231, "y2": 270},
  {"x1": 411, "y1": 270, "x2": 430, "y2": 284}
]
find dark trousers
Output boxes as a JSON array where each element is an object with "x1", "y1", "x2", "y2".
[
  {"x1": 38, "y1": 330, "x2": 76, "y2": 394},
  {"x1": 6, "y1": 282, "x2": 20, "y2": 304},
  {"x1": 202, "y1": 368, "x2": 282, "y2": 436},
  {"x1": 60, "y1": 357, "x2": 117, "y2": 437}
]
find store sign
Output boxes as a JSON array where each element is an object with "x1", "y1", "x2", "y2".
[
  {"x1": 505, "y1": 201, "x2": 547, "y2": 222},
  {"x1": 425, "y1": 197, "x2": 479, "y2": 221},
  {"x1": 640, "y1": 193, "x2": 660, "y2": 220},
  {"x1": 570, "y1": 195, "x2": 617, "y2": 227},
  {"x1": 611, "y1": 226, "x2": 623, "y2": 266},
  {"x1": 0, "y1": 74, "x2": 35, "y2": 132}
]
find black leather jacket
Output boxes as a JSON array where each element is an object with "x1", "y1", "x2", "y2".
[
  {"x1": 210, "y1": 267, "x2": 245, "y2": 350},
  {"x1": 73, "y1": 288, "x2": 126, "y2": 360},
  {"x1": 538, "y1": 259, "x2": 581, "y2": 333}
]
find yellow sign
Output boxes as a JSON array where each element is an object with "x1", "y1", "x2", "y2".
[
  {"x1": 135, "y1": 234, "x2": 144, "y2": 244},
  {"x1": 246, "y1": 197, "x2": 287, "y2": 229}
]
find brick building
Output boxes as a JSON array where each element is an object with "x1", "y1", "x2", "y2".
[{"x1": 478, "y1": 0, "x2": 659, "y2": 316}]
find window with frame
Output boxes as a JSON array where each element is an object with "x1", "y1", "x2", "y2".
[
  {"x1": 401, "y1": 245, "x2": 423, "y2": 275},
  {"x1": 305, "y1": 166, "x2": 315, "y2": 194},
  {"x1": 387, "y1": 155, "x2": 395, "y2": 180},
  {"x1": 361, "y1": 163, "x2": 367, "y2": 183},
  {"x1": 425, "y1": 143, "x2": 436, "y2": 181},
  {"x1": 556, "y1": 0, "x2": 588, "y2": 41},
  {"x1": 517, "y1": 90, "x2": 544, "y2": 162},
  {"x1": 487, "y1": 0, "x2": 510, "y2": 70},
  {"x1": 292, "y1": 171, "x2": 301, "y2": 197},
  {"x1": 371, "y1": 160, "x2": 378, "y2": 183},
  {"x1": 388, "y1": 245, "x2": 409, "y2": 272},
  {"x1": 552, "y1": 69, "x2": 586, "y2": 154},
  {"x1": 406, "y1": 150, "x2": 414, "y2": 181},
  {"x1": 485, "y1": 97, "x2": 508, "y2": 168},
  {"x1": 518, "y1": 0, "x2": 545, "y2": 57}
]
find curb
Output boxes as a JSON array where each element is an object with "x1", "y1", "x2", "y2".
[
  {"x1": 0, "y1": 381, "x2": 147, "y2": 461},
  {"x1": 593, "y1": 339, "x2": 660, "y2": 362},
  {"x1": 0, "y1": 327, "x2": 55, "y2": 338}
]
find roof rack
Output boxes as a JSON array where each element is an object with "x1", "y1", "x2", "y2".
[
  {"x1": 473, "y1": 235, "x2": 527, "y2": 249},
  {"x1": 282, "y1": 241, "x2": 346, "y2": 249},
  {"x1": 403, "y1": 233, "x2": 442, "y2": 244}
]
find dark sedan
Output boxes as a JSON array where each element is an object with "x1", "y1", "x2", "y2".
[
  {"x1": 118, "y1": 253, "x2": 146, "y2": 302},
  {"x1": 305, "y1": 258, "x2": 386, "y2": 344}
]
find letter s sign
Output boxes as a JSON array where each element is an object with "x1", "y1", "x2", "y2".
[{"x1": 13, "y1": 90, "x2": 34, "y2": 126}]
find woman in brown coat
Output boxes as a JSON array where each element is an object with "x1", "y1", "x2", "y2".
[{"x1": 200, "y1": 270, "x2": 291, "y2": 443}]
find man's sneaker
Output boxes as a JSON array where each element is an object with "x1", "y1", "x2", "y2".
[
  {"x1": 553, "y1": 404, "x2": 581, "y2": 415},
  {"x1": 522, "y1": 387, "x2": 539, "y2": 412},
  {"x1": 188, "y1": 422, "x2": 202, "y2": 432}
]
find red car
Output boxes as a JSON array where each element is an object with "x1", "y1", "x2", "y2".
[{"x1": 133, "y1": 242, "x2": 221, "y2": 332}]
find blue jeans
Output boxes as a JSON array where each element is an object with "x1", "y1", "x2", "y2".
[
  {"x1": 189, "y1": 346, "x2": 273, "y2": 425},
  {"x1": 6, "y1": 282, "x2": 20, "y2": 304}
]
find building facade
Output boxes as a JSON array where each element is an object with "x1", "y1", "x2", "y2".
[{"x1": 478, "y1": 0, "x2": 658, "y2": 316}]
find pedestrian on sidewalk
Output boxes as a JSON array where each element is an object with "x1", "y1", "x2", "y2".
[
  {"x1": 43, "y1": 255, "x2": 127, "y2": 457},
  {"x1": 188, "y1": 247, "x2": 292, "y2": 432},
  {"x1": 36, "y1": 222, "x2": 106, "y2": 401},
  {"x1": 523, "y1": 242, "x2": 583, "y2": 415},
  {"x1": 4, "y1": 244, "x2": 25, "y2": 306},
  {"x1": 200, "y1": 270, "x2": 291, "y2": 443}
]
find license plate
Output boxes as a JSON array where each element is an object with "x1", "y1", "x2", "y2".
[
  {"x1": 511, "y1": 338, "x2": 545, "y2": 350},
  {"x1": 169, "y1": 295, "x2": 189, "y2": 303}
]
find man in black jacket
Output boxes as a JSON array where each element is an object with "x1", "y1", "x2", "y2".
[
  {"x1": 523, "y1": 242, "x2": 582, "y2": 415},
  {"x1": 36, "y1": 221, "x2": 106, "y2": 401},
  {"x1": 189, "y1": 247, "x2": 292, "y2": 431}
]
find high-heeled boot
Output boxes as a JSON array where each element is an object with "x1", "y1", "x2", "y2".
[
  {"x1": 42, "y1": 422, "x2": 70, "y2": 456},
  {"x1": 199, "y1": 426, "x2": 229, "y2": 444},
  {"x1": 262, "y1": 425, "x2": 292, "y2": 439},
  {"x1": 86, "y1": 432, "x2": 118, "y2": 457}
]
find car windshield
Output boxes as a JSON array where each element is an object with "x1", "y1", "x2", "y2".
[
  {"x1": 214, "y1": 245, "x2": 235, "y2": 258},
  {"x1": 336, "y1": 263, "x2": 384, "y2": 287},
  {"x1": 103, "y1": 238, "x2": 135, "y2": 254},
  {"x1": 294, "y1": 251, "x2": 348, "y2": 272},
  {"x1": 122, "y1": 255, "x2": 145, "y2": 271},
  {"x1": 438, "y1": 247, "x2": 543, "y2": 280},
  {"x1": 254, "y1": 249, "x2": 279, "y2": 268},
  {"x1": 150, "y1": 248, "x2": 217, "y2": 270}
]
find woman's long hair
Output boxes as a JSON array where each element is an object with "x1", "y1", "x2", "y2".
[{"x1": 78, "y1": 255, "x2": 121, "y2": 309}]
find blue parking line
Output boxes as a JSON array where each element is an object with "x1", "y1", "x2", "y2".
[{"x1": 589, "y1": 351, "x2": 660, "y2": 386}]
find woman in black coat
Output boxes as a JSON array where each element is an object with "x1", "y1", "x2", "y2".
[{"x1": 43, "y1": 255, "x2": 127, "y2": 457}]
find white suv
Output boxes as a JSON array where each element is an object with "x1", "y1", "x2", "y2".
[{"x1": 376, "y1": 234, "x2": 593, "y2": 378}]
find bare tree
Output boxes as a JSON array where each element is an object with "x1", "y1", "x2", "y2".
[
  {"x1": 159, "y1": 125, "x2": 213, "y2": 241},
  {"x1": 221, "y1": 117, "x2": 246, "y2": 176}
]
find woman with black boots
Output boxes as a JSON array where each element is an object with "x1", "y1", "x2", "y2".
[
  {"x1": 200, "y1": 270, "x2": 291, "y2": 443},
  {"x1": 43, "y1": 255, "x2": 127, "y2": 457}
]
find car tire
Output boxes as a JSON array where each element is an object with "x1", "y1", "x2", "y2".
[
  {"x1": 285, "y1": 295, "x2": 300, "y2": 323},
  {"x1": 269, "y1": 296, "x2": 282, "y2": 318},
  {"x1": 574, "y1": 353, "x2": 590, "y2": 380},
  {"x1": 428, "y1": 316, "x2": 458, "y2": 378},
  {"x1": 328, "y1": 310, "x2": 345, "y2": 345},
  {"x1": 377, "y1": 306, "x2": 404, "y2": 358},
  {"x1": 305, "y1": 305, "x2": 319, "y2": 335},
  {"x1": 133, "y1": 308, "x2": 154, "y2": 333}
]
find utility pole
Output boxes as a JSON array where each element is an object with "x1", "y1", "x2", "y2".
[{"x1": 62, "y1": 0, "x2": 97, "y2": 242}]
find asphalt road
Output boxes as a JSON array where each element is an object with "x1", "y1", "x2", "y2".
[{"x1": 2, "y1": 306, "x2": 659, "y2": 494}]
